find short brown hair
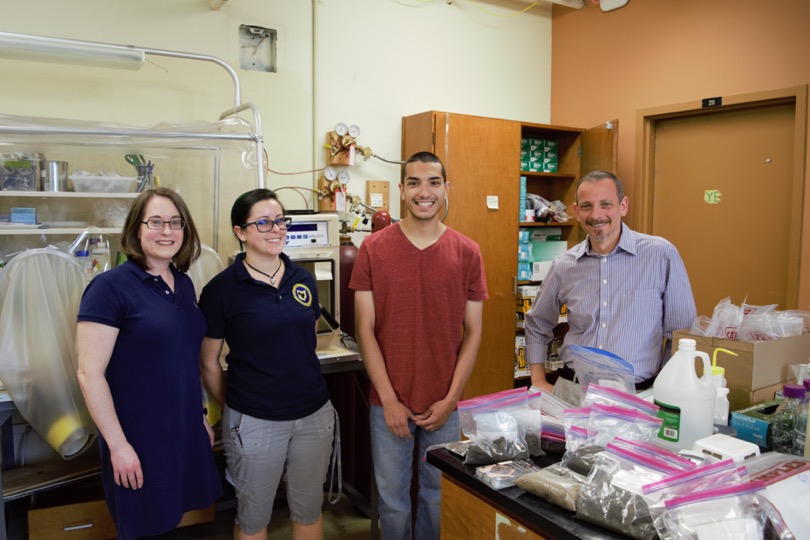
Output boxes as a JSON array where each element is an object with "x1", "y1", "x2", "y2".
[
  {"x1": 400, "y1": 151, "x2": 446, "y2": 185},
  {"x1": 119, "y1": 187, "x2": 201, "y2": 273}
]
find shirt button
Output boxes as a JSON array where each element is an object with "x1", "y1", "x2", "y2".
[
  {"x1": 154, "y1": 278, "x2": 159, "y2": 282},
  {"x1": 602, "y1": 279, "x2": 607, "y2": 284},
  {"x1": 165, "y1": 290, "x2": 170, "y2": 295},
  {"x1": 598, "y1": 344, "x2": 604, "y2": 348},
  {"x1": 601, "y1": 322, "x2": 606, "y2": 328},
  {"x1": 602, "y1": 301, "x2": 607, "y2": 307}
]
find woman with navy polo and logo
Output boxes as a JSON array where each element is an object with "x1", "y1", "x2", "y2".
[{"x1": 198, "y1": 189, "x2": 335, "y2": 540}]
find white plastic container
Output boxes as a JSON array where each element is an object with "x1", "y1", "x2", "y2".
[
  {"x1": 710, "y1": 347, "x2": 737, "y2": 425},
  {"x1": 653, "y1": 338, "x2": 716, "y2": 451}
]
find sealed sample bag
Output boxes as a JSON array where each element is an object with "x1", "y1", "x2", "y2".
[
  {"x1": 570, "y1": 345, "x2": 636, "y2": 395},
  {"x1": 657, "y1": 481, "x2": 792, "y2": 540},
  {"x1": 459, "y1": 389, "x2": 531, "y2": 466},
  {"x1": 576, "y1": 440, "x2": 687, "y2": 540}
]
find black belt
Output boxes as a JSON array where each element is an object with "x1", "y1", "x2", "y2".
[{"x1": 556, "y1": 366, "x2": 656, "y2": 391}]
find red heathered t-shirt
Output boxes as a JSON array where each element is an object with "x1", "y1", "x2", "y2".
[{"x1": 349, "y1": 223, "x2": 488, "y2": 413}]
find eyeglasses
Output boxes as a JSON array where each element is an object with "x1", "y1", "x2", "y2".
[
  {"x1": 141, "y1": 219, "x2": 186, "y2": 230},
  {"x1": 243, "y1": 217, "x2": 292, "y2": 232}
]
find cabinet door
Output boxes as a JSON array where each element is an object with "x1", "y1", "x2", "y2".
[
  {"x1": 577, "y1": 119, "x2": 619, "y2": 242},
  {"x1": 403, "y1": 111, "x2": 521, "y2": 399}
]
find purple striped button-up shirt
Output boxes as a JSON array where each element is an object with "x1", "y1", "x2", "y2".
[{"x1": 525, "y1": 223, "x2": 697, "y2": 382}]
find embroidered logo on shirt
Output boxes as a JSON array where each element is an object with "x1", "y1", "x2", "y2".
[{"x1": 293, "y1": 283, "x2": 312, "y2": 307}]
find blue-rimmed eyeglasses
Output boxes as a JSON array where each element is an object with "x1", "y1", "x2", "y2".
[
  {"x1": 242, "y1": 217, "x2": 292, "y2": 232},
  {"x1": 141, "y1": 219, "x2": 186, "y2": 230}
]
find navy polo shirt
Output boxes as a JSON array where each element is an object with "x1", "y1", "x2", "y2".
[{"x1": 198, "y1": 252, "x2": 329, "y2": 421}]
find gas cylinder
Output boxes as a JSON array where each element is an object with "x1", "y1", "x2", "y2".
[
  {"x1": 371, "y1": 210, "x2": 391, "y2": 232},
  {"x1": 339, "y1": 234, "x2": 358, "y2": 339},
  {"x1": 653, "y1": 338, "x2": 716, "y2": 451}
]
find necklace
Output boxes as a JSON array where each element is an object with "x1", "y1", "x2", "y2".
[{"x1": 244, "y1": 257, "x2": 283, "y2": 286}]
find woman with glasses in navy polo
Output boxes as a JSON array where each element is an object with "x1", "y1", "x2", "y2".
[
  {"x1": 77, "y1": 187, "x2": 222, "y2": 540},
  {"x1": 198, "y1": 188, "x2": 335, "y2": 540}
]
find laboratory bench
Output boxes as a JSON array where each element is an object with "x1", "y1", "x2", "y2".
[{"x1": 426, "y1": 446, "x2": 627, "y2": 540}]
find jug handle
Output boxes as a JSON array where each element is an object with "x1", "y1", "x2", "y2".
[{"x1": 696, "y1": 351, "x2": 713, "y2": 383}]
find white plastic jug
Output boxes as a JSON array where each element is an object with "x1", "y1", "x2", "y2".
[{"x1": 654, "y1": 338, "x2": 716, "y2": 451}]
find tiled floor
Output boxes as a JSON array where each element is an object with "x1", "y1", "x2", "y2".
[{"x1": 177, "y1": 495, "x2": 374, "y2": 540}]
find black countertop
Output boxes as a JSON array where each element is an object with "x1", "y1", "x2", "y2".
[{"x1": 426, "y1": 447, "x2": 628, "y2": 540}]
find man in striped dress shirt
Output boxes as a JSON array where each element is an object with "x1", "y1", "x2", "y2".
[{"x1": 524, "y1": 170, "x2": 696, "y2": 404}]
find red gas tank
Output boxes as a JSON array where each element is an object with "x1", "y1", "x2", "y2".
[{"x1": 371, "y1": 210, "x2": 391, "y2": 233}]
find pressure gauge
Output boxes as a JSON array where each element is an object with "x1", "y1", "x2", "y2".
[
  {"x1": 348, "y1": 124, "x2": 361, "y2": 138},
  {"x1": 324, "y1": 167, "x2": 337, "y2": 181},
  {"x1": 338, "y1": 170, "x2": 350, "y2": 185},
  {"x1": 334, "y1": 123, "x2": 348, "y2": 136}
]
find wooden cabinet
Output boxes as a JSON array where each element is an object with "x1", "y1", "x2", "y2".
[{"x1": 402, "y1": 112, "x2": 617, "y2": 398}]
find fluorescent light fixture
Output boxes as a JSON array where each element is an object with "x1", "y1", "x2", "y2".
[{"x1": 0, "y1": 31, "x2": 145, "y2": 70}]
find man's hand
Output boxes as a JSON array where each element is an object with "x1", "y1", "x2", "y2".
[
  {"x1": 413, "y1": 398, "x2": 454, "y2": 432},
  {"x1": 530, "y1": 380, "x2": 555, "y2": 394},
  {"x1": 383, "y1": 400, "x2": 416, "y2": 439}
]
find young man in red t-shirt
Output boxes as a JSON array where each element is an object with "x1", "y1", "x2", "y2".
[{"x1": 351, "y1": 151, "x2": 488, "y2": 540}]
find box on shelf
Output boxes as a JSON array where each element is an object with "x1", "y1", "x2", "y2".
[
  {"x1": 518, "y1": 229, "x2": 531, "y2": 243},
  {"x1": 1, "y1": 153, "x2": 42, "y2": 191},
  {"x1": 518, "y1": 244, "x2": 532, "y2": 261},
  {"x1": 518, "y1": 261, "x2": 532, "y2": 281},
  {"x1": 515, "y1": 335, "x2": 528, "y2": 377},
  {"x1": 730, "y1": 399, "x2": 782, "y2": 450},
  {"x1": 10, "y1": 207, "x2": 37, "y2": 225},
  {"x1": 671, "y1": 329, "x2": 810, "y2": 411},
  {"x1": 531, "y1": 227, "x2": 562, "y2": 242},
  {"x1": 517, "y1": 285, "x2": 540, "y2": 298}
]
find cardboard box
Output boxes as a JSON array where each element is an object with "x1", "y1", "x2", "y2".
[
  {"x1": 672, "y1": 329, "x2": 810, "y2": 392},
  {"x1": 728, "y1": 381, "x2": 784, "y2": 414},
  {"x1": 730, "y1": 399, "x2": 782, "y2": 450}
]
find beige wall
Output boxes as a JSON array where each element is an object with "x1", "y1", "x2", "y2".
[
  {"x1": 0, "y1": 0, "x2": 556, "y2": 250},
  {"x1": 551, "y1": 0, "x2": 810, "y2": 308}
]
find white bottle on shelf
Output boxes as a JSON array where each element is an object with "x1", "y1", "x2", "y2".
[{"x1": 74, "y1": 250, "x2": 93, "y2": 283}]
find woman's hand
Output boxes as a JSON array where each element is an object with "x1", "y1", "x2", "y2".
[{"x1": 110, "y1": 441, "x2": 143, "y2": 489}]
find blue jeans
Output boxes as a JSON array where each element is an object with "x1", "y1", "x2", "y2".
[{"x1": 370, "y1": 404, "x2": 460, "y2": 540}]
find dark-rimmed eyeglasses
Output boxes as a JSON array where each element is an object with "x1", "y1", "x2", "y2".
[
  {"x1": 141, "y1": 219, "x2": 186, "y2": 230},
  {"x1": 242, "y1": 217, "x2": 292, "y2": 232}
]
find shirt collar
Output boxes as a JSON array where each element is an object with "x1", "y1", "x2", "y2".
[
  {"x1": 123, "y1": 259, "x2": 178, "y2": 282},
  {"x1": 574, "y1": 222, "x2": 637, "y2": 259},
  {"x1": 233, "y1": 252, "x2": 295, "y2": 284}
]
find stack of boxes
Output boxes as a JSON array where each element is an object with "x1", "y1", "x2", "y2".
[
  {"x1": 515, "y1": 285, "x2": 539, "y2": 378},
  {"x1": 519, "y1": 176, "x2": 528, "y2": 222},
  {"x1": 520, "y1": 138, "x2": 558, "y2": 173},
  {"x1": 528, "y1": 227, "x2": 568, "y2": 281}
]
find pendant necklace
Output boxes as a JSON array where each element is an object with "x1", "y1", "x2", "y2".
[{"x1": 244, "y1": 257, "x2": 283, "y2": 286}]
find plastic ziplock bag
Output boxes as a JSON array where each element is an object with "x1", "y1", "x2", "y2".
[
  {"x1": 575, "y1": 440, "x2": 686, "y2": 540},
  {"x1": 745, "y1": 452, "x2": 810, "y2": 539},
  {"x1": 585, "y1": 403, "x2": 664, "y2": 449},
  {"x1": 570, "y1": 345, "x2": 635, "y2": 394},
  {"x1": 515, "y1": 462, "x2": 586, "y2": 511},
  {"x1": 660, "y1": 481, "x2": 776, "y2": 540},
  {"x1": 582, "y1": 384, "x2": 660, "y2": 417},
  {"x1": 561, "y1": 407, "x2": 600, "y2": 475},
  {"x1": 644, "y1": 458, "x2": 749, "y2": 539},
  {"x1": 459, "y1": 390, "x2": 530, "y2": 466}
]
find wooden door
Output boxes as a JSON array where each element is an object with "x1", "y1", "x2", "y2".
[
  {"x1": 577, "y1": 119, "x2": 619, "y2": 242},
  {"x1": 642, "y1": 97, "x2": 802, "y2": 317},
  {"x1": 403, "y1": 111, "x2": 521, "y2": 399}
]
